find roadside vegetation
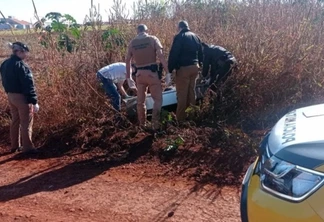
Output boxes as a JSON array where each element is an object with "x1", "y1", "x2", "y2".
[{"x1": 1, "y1": 0, "x2": 323, "y2": 185}]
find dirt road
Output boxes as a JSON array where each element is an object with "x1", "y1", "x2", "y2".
[{"x1": 0, "y1": 146, "x2": 241, "y2": 222}]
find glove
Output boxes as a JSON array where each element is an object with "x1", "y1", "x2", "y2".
[
  {"x1": 124, "y1": 95, "x2": 132, "y2": 99},
  {"x1": 127, "y1": 78, "x2": 136, "y2": 89},
  {"x1": 205, "y1": 78, "x2": 211, "y2": 85},
  {"x1": 165, "y1": 73, "x2": 172, "y2": 86},
  {"x1": 33, "y1": 104, "x2": 40, "y2": 113}
]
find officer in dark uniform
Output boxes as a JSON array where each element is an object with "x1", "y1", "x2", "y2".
[
  {"x1": 201, "y1": 43, "x2": 237, "y2": 89},
  {"x1": 0, "y1": 42, "x2": 39, "y2": 154},
  {"x1": 168, "y1": 20, "x2": 203, "y2": 122}
]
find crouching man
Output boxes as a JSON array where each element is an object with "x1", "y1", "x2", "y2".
[
  {"x1": 96, "y1": 62, "x2": 137, "y2": 111},
  {"x1": 201, "y1": 43, "x2": 237, "y2": 89}
]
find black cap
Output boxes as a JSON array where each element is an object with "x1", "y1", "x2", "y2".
[
  {"x1": 178, "y1": 20, "x2": 189, "y2": 29},
  {"x1": 11, "y1": 42, "x2": 30, "y2": 52},
  {"x1": 137, "y1": 24, "x2": 148, "y2": 32}
]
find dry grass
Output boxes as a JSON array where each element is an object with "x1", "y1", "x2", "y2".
[{"x1": 1, "y1": 0, "x2": 324, "y2": 172}]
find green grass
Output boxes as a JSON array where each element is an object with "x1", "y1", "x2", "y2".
[
  {"x1": 0, "y1": 25, "x2": 115, "y2": 37},
  {"x1": 0, "y1": 29, "x2": 32, "y2": 36}
]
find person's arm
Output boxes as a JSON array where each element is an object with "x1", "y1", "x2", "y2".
[
  {"x1": 0, "y1": 61, "x2": 4, "y2": 72},
  {"x1": 202, "y1": 50, "x2": 211, "y2": 78},
  {"x1": 17, "y1": 61, "x2": 37, "y2": 105},
  {"x1": 167, "y1": 34, "x2": 182, "y2": 73},
  {"x1": 0, "y1": 61, "x2": 5, "y2": 87},
  {"x1": 152, "y1": 36, "x2": 169, "y2": 73},
  {"x1": 198, "y1": 40, "x2": 204, "y2": 67},
  {"x1": 157, "y1": 49, "x2": 169, "y2": 74},
  {"x1": 117, "y1": 81, "x2": 128, "y2": 97},
  {"x1": 125, "y1": 42, "x2": 133, "y2": 79},
  {"x1": 125, "y1": 42, "x2": 137, "y2": 91}
]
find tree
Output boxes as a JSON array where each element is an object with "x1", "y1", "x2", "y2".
[{"x1": 39, "y1": 12, "x2": 81, "y2": 53}]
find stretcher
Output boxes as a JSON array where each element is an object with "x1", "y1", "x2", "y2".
[{"x1": 123, "y1": 81, "x2": 209, "y2": 116}]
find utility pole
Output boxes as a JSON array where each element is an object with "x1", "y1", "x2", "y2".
[{"x1": 91, "y1": 0, "x2": 94, "y2": 23}]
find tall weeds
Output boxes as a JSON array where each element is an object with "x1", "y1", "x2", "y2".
[{"x1": 0, "y1": 0, "x2": 324, "y2": 145}]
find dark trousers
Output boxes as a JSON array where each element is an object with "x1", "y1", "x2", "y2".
[
  {"x1": 209, "y1": 60, "x2": 235, "y2": 91},
  {"x1": 97, "y1": 72, "x2": 121, "y2": 111}
]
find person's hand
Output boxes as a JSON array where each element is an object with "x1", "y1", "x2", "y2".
[
  {"x1": 124, "y1": 94, "x2": 132, "y2": 99},
  {"x1": 205, "y1": 77, "x2": 211, "y2": 85},
  {"x1": 127, "y1": 78, "x2": 137, "y2": 90},
  {"x1": 32, "y1": 104, "x2": 40, "y2": 113},
  {"x1": 131, "y1": 87, "x2": 137, "y2": 96},
  {"x1": 165, "y1": 73, "x2": 172, "y2": 86}
]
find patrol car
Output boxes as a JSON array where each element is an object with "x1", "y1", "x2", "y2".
[{"x1": 241, "y1": 103, "x2": 324, "y2": 222}]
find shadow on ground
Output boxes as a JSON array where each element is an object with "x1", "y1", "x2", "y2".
[
  {"x1": 0, "y1": 123, "x2": 78, "y2": 159},
  {"x1": 158, "y1": 140, "x2": 256, "y2": 187},
  {"x1": 0, "y1": 134, "x2": 154, "y2": 202}
]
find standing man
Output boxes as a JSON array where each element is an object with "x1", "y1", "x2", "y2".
[
  {"x1": 0, "y1": 42, "x2": 39, "y2": 154},
  {"x1": 168, "y1": 20, "x2": 203, "y2": 122},
  {"x1": 126, "y1": 24, "x2": 170, "y2": 131},
  {"x1": 201, "y1": 43, "x2": 237, "y2": 90},
  {"x1": 96, "y1": 62, "x2": 137, "y2": 112}
]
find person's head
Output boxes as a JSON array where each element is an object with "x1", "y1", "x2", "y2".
[
  {"x1": 9, "y1": 42, "x2": 29, "y2": 60},
  {"x1": 178, "y1": 20, "x2": 189, "y2": 32},
  {"x1": 137, "y1": 24, "x2": 148, "y2": 34}
]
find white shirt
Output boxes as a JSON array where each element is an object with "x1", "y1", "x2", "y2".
[{"x1": 98, "y1": 62, "x2": 126, "y2": 84}]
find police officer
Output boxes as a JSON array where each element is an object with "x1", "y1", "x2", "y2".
[
  {"x1": 201, "y1": 43, "x2": 237, "y2": 89},
  {"x1": 125, "y1": 24, "x2": 170, "y2": 131},
  {"x1": 168, "y1": 20, "x2": 203, "y2": 122},
  {"x1": 0, "y1": 42, "x2": 39, "y2": 154}
]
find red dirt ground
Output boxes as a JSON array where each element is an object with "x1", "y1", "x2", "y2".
[{"x1": 0, "y1": 141, "x2": 242, "y2": 222}]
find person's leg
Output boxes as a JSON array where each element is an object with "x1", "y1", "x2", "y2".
[
  {"x1": 19, "y1": 107, "x2": 34, "y2": 151},
  {"x1": 7, "y1": 94, "x2": 21, "y2": 152},
  {"x1": 175, "y1": 67, "x2": 190, "y2": 122},
  {"x1": 13, "y1": 94, "x2": 34, "y2": 151},
  {"x1": 216, "y1": 60, "x2": 233, "y2": 84},
  {"x1": 208, "y1": 61, "x2": 219, "y2": 92},
  {"x1": 101, "y1": 77, "x2": 121, "y2": 111},
  {"x1": 147, "y1": 71, "x2": 162, "y2": 130},
  {"x1": 136, "y1": 70, "x2": 148, "y2": 126},
  {"x1": 187, "y1": 64, "x2": 199, "y2": 107}
]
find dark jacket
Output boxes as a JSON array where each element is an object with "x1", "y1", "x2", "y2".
[
  {"x1": 0, "y1": 55, "x2": 38, "y2": 105},
  {"x1": 202, "y1": 44, "x2": 235, "y2": 77},
  {"x1": 168, "y1": 28, "x2": 203, "y2": 72}
]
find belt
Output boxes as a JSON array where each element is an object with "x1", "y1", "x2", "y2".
[
  {"x1": 97, "y1": 72, "x2": 114, "y2": 81},
  {"x1": 136, "y1": 64, "x2": 158, "y2": 70}
]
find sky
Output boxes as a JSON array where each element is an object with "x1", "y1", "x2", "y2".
[{"x1": 1, "y1": 0, "x2": 135, "y2": 23}]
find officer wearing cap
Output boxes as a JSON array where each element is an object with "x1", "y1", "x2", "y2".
[
  {"x1": 126, "y1": 24, "x2": 170, "y2": 131},
  {"x1": 0, "y1": 42, "x2": 39, "y2": 154},
  {"x1": 201, "y1": 43, "x2": 237, "y2": 90},
  {"x1": 168, "y1": 20, "x2": 203, "y2": 122}
]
